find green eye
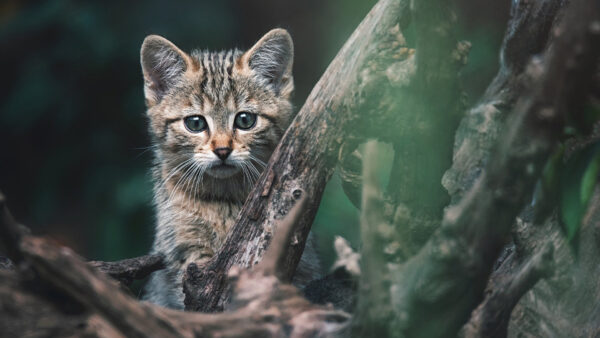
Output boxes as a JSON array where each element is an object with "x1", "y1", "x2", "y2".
[
  {"x1": 234, "y1": 112, "x2": 257, "y2": 130},
  {"x1": 184, "y1": 116, "x2": 207, "y2": 133}
]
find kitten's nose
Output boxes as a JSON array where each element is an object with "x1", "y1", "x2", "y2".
[{"x1": 213, "y1": 147, "x2": 232, "y2": 161}]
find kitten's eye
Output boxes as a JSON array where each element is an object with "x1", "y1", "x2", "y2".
[
  {"x1": 183, "y1": 116, "x2": 207, "y2": 133},
  {"x1": 234, "y1": 112, "x2": 257, "y2": 130}
]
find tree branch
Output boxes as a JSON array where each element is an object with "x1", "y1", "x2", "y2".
[
  {"x1": 0, "y1": 190, "x2": 29, "y2": 264},
  {"x1": 389, "y1": 1, "x2": 600, "y2": 337},
  {"x1": 19, "y1": 236, "x2": 187, "y2": 338},
  {"x1": 254, "y1": 193, "x2": 307, "y2": 280},
  {"x1": 352, "y1": 140, "x2": 394, "y2": 335},
  {"x1": 89, "y1": 254, "x2": 165, "y2": 286},
  {"x1": 0, "y1": 191, "x2": 165, "y2": 286},
  {"x1": 461, "y1": 243, "x2": 554, "y2": 338},
  {"x1": 0, "y1": 190, "x2": 350, "y2": 337},
  {"x1": 442, "y1": 0, "x2": 568, "y2": 202}
]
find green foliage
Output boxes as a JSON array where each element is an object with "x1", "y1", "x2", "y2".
[
  {"x1": 533, "y1": 145, "x2": 564, "y2": 224},
  {"x1": 559, "y1": 143, "x2": 600, "y2": 242},
  {"x1": 568, "y1": 103, "x2": 600, "y2": 135},
  {"x1": 535, "y1": 142, "x2": 600, "y2": 251}
]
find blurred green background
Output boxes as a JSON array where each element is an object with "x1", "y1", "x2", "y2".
[{"x1": 0, "y1": 0, "x2": 508, "y2": 269}]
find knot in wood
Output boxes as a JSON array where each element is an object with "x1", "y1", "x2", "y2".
[{"x1": 186, "y1": 262, "x2": 201, "y2": 278}]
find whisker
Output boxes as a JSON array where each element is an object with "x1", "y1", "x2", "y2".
[
  {"x1": 181, "y1": 162, "x2": 199, "y2": 202},
  {"x1": 133, "y1": 144, "x2": 158, "y2": 159},
  {"x1": 184, "y1": 161, "x2": 204, "y2": 200},
  {"x1": 158, "y1": 159, "x2": 194, "y2": 195},
  {"x1": 191, "y1": 162, "x2": 207, "y2": 200},
  {"x1": 246, "y1": 159, "x2": 262, "y2": 181},
  {"x1": 166, "y1": 161, "x2": 196, "y2": 207},
  {"x1": 240, "y1": 162, "x2": 252, "y2": 189}
]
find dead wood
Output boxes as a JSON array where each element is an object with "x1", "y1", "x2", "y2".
[
  {"x1": 89, "y1": 254, "x2": 165, "y2": 286},
  {"x1": 460, "y1": 243, "x2": 554, "y2": 338},
  {"x1": 351, "y1": 140, "x2": 395, "y2": 335},
  {"x1": 0, "y1": 191, "x2": 350, "y2": 337},
  {"x1": 0, "y1": 191, "x2": 165, "y2": 287}
]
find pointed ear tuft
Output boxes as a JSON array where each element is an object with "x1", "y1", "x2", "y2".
[
  {"x1": 140, "y1": 35, "x2": 189, "y2": 106},
  {"x1": 245, "y1": 29, "x2": 294, "y2": 92}
]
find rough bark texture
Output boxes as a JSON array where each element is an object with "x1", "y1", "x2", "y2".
[
  {"x1": 460, "y1": 243, "x2": 554, "y2": 338},
  {"x1": 89, "y1": 254, "x2": 165, "y2": 286},
  {"x1": 352, "y1": 140, "x2": 395, "y2": 336},
  {"x1": 1, "y1": 0, "x2": 600, "y2": 336}
]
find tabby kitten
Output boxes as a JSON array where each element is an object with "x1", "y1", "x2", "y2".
[{"x1": 140, "y1": 29, "x2": 320, "y2": 309}]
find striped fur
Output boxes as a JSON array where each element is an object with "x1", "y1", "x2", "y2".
[{"x1": 140, "y1": 29, "x2": 320, "y2": 309}]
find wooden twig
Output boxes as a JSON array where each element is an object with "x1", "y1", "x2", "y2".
[
  {"x1": 352, "y1": 140, "x2": 394, "y2": 336},
  {"x1": 0, "y1": 190, "x2": 29, "y2": 264},
  {"x1": 442, "y1": 0, "x2": 567, "y2": 202},
  {"x1": 89, "y1": 254, "x2": 165, "y2": 286},
  {"x1": 461, "y1": 244, "x2": 554, "y2": 338},
  {"x1": 19, "y1": 236, "x2": 186, "y2": 338},
  {"x1": 1, "y1": 191, "x2": 165, "y2": 286},
  {"x1": 255, "y1": 193, "x2": 307, "y2": 279}
]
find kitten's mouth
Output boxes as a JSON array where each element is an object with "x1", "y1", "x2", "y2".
[{"x1": 207, "y1": 162, "x2": 239, "y2": 178}]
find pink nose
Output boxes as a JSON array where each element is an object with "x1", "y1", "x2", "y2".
[{"x1": 213, "y1": 147, "x2": 232, "y2": 161}]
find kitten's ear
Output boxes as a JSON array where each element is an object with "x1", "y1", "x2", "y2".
[
  {"x1": 244, "y1": 29, "x2": 294, "y2": 93},
  {"x1": 140, "y1": 35, "x2": 191, "y2": 107}
]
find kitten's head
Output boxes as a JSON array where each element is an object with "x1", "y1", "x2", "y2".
[{"x1": 141, "y1": 29, "x2": 294, "y2": 201}]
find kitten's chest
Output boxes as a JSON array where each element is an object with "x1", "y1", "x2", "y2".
[
  {"x1": 195, "y1": 201, "x2": 240, "y2": 246},
  {"x1": 166, "y1": 199, "x2": 242, "y2": 250}
]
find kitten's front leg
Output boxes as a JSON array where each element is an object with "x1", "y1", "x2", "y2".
[
  {"x1": 169, "y1": 244, "x2": 214, "y2": 307},
  {"x1": 178, "y1": 245, "x2": 214, "y2": 271}
]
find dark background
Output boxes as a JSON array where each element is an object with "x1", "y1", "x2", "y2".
[{"x1": 0, "y1": 0, "x2": 509, "y2": 269}]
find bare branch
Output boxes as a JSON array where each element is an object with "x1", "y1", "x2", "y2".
[
  {"x1": 0, "y1": 191, "x2": 29, "y2": 264},
  {"x1": 0, "y1": 191, "x2": 165, "y2": 287},
  {"x1": 461, "y1": 244, "x2": 554, "y2": 338},
  {"x1": 89, "y1": 254, "x2": 165, "y2": 286},
  {"x1": 19, "y1": 236, "x2": 186, "y2": 338},
  {"x1": 255, "y1": 193, "x2": 307, "y2": 279},
  {"x1": 353, "y1": 140, "x2": 394, "y2": 335}
]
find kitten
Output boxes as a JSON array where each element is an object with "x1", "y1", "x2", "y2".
[{"x1": 140, "y1": 29, "x2": 320, "y2": 309}]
